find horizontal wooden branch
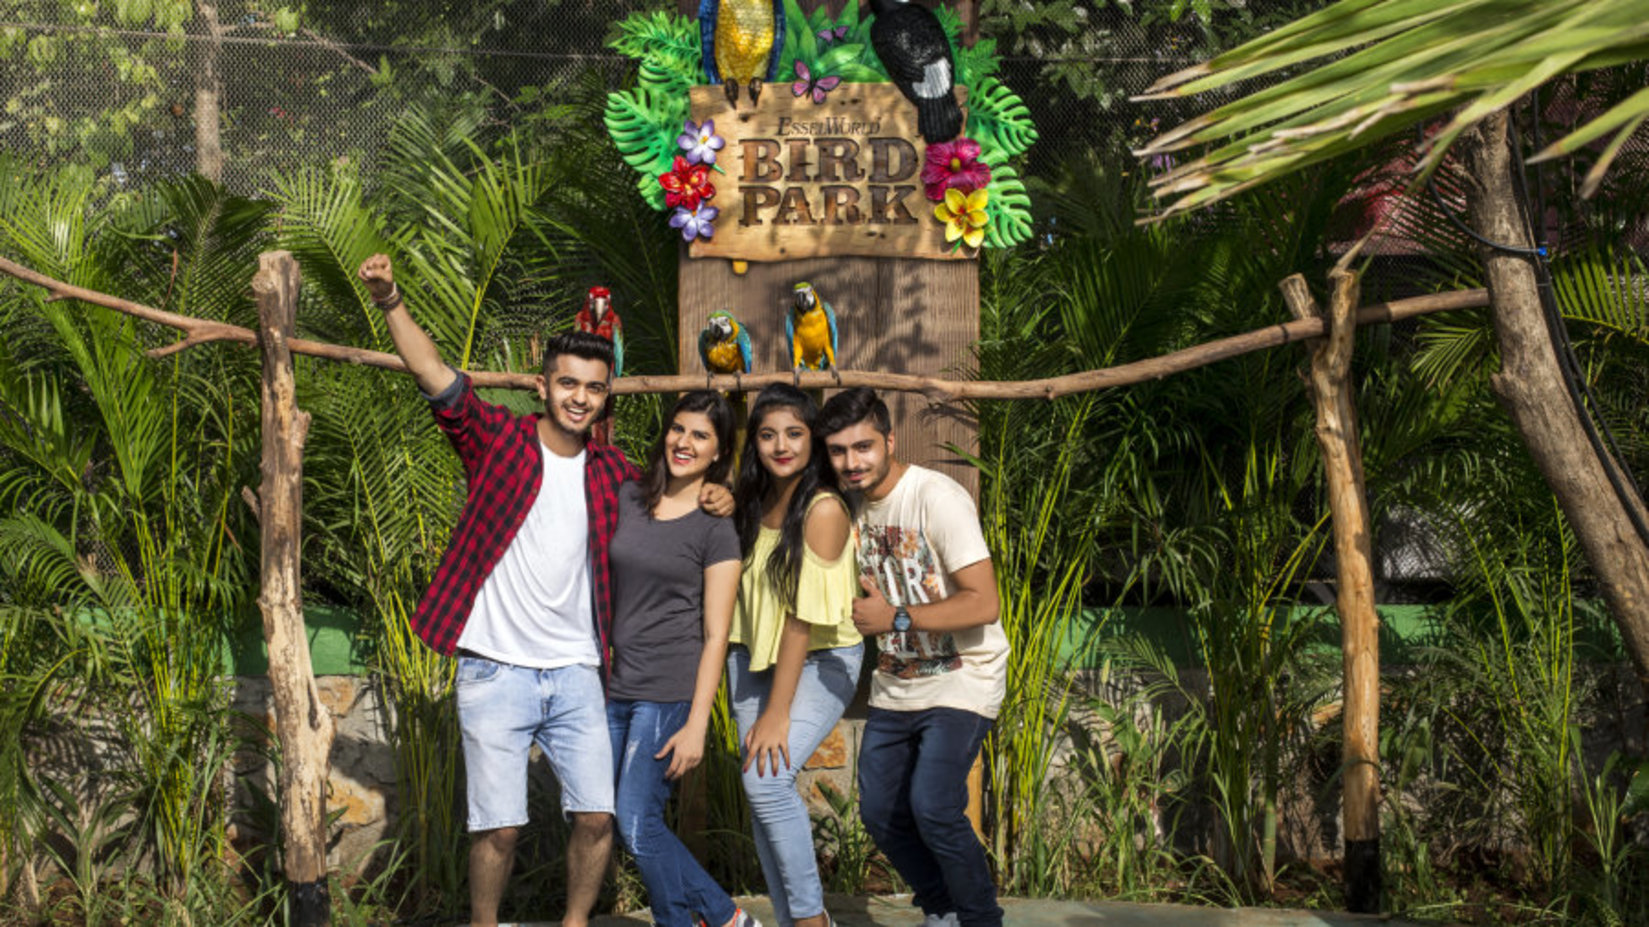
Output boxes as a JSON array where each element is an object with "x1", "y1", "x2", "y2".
[{"x1": 0, "y1": 253, "x2": 1488, "y2": 400}]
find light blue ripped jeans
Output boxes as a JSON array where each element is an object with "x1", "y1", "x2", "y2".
[
  {"x1": 607, "y1": 698, "x2": 739, "y2": 927},
  {"x1": 727, "y1": 642, "x2": 864, "y2": 926}
]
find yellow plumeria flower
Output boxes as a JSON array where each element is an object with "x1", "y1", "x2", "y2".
[{"x1": 935, "y1": 187, "x2": 990, "y2": 248}]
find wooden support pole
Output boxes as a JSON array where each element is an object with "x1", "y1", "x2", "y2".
[
  {"x1": 1281, "y1": 271, "x2": 1381, "y2": 913},
  {"x1": 253, "y1": 251, "x2": 336, "y2": 926}
]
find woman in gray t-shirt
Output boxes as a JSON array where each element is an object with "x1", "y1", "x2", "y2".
[{"x1": 606, "y1": 390, "x2": 759, "y2": 927}]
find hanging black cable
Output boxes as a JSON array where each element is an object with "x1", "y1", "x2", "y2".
[
  {"x1": 1513, "y1": 97, "x2": 1649, "y2": 549},
  {"x1": 1420, "y1": 109, "x2": 1649, "y2": 550}
]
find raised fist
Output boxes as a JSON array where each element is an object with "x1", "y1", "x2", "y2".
[{"x1": 357, "y1": 254, "x2": 395, "y2": 302}]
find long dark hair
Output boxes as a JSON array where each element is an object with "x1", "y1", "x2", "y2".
[
  {"x1": 734, "y1": 384, "x2": 844, "y2": 610},
  {"x1": 642, "y1": 390, "x2": 736, "y2": 514}
]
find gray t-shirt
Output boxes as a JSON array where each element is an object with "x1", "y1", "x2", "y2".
[{"x1": 608, "y1": 481, "x2": 742, "y2": 702}]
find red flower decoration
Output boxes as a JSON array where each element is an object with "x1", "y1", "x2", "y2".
[
  {"x1": 659, "y1": 156, "x2": 716, "y2": 210},
  {"x1": 921, "y1": 137, "x2": 992, "y2": 202}
]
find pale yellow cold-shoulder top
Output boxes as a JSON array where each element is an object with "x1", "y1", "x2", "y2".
[{"x1": 730, "y1": 492, "x2": 863, "y2": 671}]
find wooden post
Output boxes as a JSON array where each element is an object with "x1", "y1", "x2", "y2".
[
  {"x1": 253, "y1": 251, "x2": 336, "y2": 926},
  {"x1": 1280, "y1": 270, "x2": 1380, "y2": 913}
]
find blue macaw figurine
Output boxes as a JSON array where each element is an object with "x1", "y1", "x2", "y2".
[
  {"x1": 698, "y1": 309, "x2": 753, "y2": 387},
  {"x1": 787, "y1": 281, "x2": 840, "y2": 385},
  {"x1": 700, "y1": 0, "x2": 786, "y2": 107}
]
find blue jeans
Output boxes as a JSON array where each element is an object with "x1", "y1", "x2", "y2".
[
  {"x1": 607, "y1": 699, "x2": 738, "y2": 927},
  {"x1": 728, "y1": 643, "x2": 863, "y2": 926},
  {"x1": 455, "y1": 656, "x2": 614, "y2": 830},
  {"x1": 858, "y1": 706, "x2": 1001, "y2": 927}
]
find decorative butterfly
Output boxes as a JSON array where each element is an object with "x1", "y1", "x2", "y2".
[
  {"x1": 817, "y1": 24, "x2": 848, "y2": 44},
  {"x1": 792, "y1": 61, "x2": 841, "y2": 105}
]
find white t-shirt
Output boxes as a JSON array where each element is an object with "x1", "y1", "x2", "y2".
[
  {"x1": 456, "y1": 447, "x2": 599, "y2": 669},
  {"x1": 856, "y1": 464, "x2": 1009, "y2": 718}
]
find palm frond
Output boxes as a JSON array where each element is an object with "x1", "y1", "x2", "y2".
[
  {"x1": 1137, "y1": 0, "x2": 1649, "y2": 218},
  {"x1": 1551, "y1": 244, "x2": 1649, "y2": 347},
  {"x1": 269, "y1": 165, "x2": 398, "y2": 348}
]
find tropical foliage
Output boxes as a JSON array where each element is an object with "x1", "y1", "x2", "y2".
[
  {"x1": 3, "y1": 2, "x2": 1649, "y2": 925},
  {"x1": 602, "y1": 1, "x2": 1040, "y2": 247},
  {"x1": 1136, "y1": 0, "x2": 1649, "y2": 215}
]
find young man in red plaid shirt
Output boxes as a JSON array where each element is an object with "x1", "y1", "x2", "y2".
[{"x1": 358, "y1": 255, "x2": 730, "y2": 927}]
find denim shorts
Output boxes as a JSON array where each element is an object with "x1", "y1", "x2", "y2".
[{"x1": 456, "y1": 655, "x2": 615, "y2": 831}]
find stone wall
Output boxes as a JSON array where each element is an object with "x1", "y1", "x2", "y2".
[
  {"x1": 228, "y1": 675, "x2": 866, "y2": 876},
  {"x1": 230, "y1": 675, "x2": 395, "y2": 872}
]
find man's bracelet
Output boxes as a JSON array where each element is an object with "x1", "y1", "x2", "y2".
[{"x1": 372, "y1": 283, "x2": 403, "y2": 311}]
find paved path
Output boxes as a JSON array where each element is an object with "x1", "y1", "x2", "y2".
[{"x1": 539, "y1": 893, "x2": 1442, "y2": 926}]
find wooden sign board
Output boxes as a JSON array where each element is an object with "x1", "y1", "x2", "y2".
[
  {"x1": 687, "y1": 83, "x2": 969, "y2": 263},
  {"x1": 677, "y1": 255, "x2": 979, "y2": 496}
]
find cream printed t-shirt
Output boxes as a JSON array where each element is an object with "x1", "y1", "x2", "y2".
[{"x1": 856, "y1": 465, "x2": 1009, "y2": 718}]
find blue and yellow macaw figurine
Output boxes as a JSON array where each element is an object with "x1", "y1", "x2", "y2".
[
  {"x1": 787, "y1": 282, "x2": 840, "y2": 385},
  {"x1": 699, "y1": 0, "x2": 786, "y2": 107},
  {"x1": 698, "y1": 309, "x2": 753, "y2": 387}
]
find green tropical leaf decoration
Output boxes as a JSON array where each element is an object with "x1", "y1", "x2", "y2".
[
  {"x1": 933, "y1": 6, "x2": 964, "y2": 47},
  {"x1": 837, "y1": 62, "x2": 887, "y2": 83},
  {"x1": 815, "y1": 43, "x2": 868, "y2": 76},
  {"x1": 779, "y1": 0, "x2": 820, "y2": 81},
  {"x1": 640, "y1": 58, "x2": 693, "y2": 100},
  {"x1": 602, "y1": 4, "x2": 1037, "y2": 245},
  {"x1": 955, "y1": 35, "x2": 999, "y2": 90},
  {"x1": 968, "y1": 78, "x2": 1038, "y2": 166},
  {"x1": 783, "y1": 0, "x2": 885, "y2": 82},
  {"x1": 634, "y1": 172, "x2": 667, "y2": 213},
  {"x1": 604, "y1": 87, "x2": 683, "y2": 212},
  {"x1": 983, "y1": 164, "x2": 1033, "y2": 249},
  {"x1": 610, "y1": 10, "x2": 701, "y2": 81}
]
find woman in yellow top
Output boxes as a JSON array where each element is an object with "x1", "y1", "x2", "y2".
[{"x1": 729, "y1": 384, "x2": 863, "y2": 927}]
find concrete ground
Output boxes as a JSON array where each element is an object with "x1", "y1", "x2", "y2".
[{"x1": 559, "y1": 893, "x2": 1445, "y2": 926}]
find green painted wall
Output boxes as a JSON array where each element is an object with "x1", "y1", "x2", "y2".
[
  {"x1": 222, "y1": 601, "x2": 1627, "y2": 676},
  {"x1": 225, "y1": 605, "x2": 370, "y2": 676}
]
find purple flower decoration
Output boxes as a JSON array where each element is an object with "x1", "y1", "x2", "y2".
[
  {"x1": 669, "y1": 203, "x2": 718, "y2": 241},
  {"x1": 677, "y1": 119, "x2": 725, "y2": 166}
]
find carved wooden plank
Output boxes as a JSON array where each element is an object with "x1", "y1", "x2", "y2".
[
  {"x1": 679, "y1": 252, "x2": 980, "y2": 494},
  {"x1": 686, "y1": 84, "x2": 970, "y2": 263},
  {"x1": 254, "y1": 251, "x2": 336, "y2": 926},
  {"x1": 1281, "y1": 271, "x2": 1380, "y2": 914}
]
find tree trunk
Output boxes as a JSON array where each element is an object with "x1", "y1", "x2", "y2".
[
  {"x1": 1282, "y1": 271, "x2": 1381, "y2": 913},
  {"x1": 194, "y1": 1, "x2": 225, "y2": 183},
  {"x1": 254, "y1": 251, "x2": 334, "y2": 926},
  {"x1": 1464, "y1": 110, "x2": 1649, "y2": 700}
]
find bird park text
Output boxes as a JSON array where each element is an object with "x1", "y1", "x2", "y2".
[
  {"x1": 687, "y1": 83, "x2": 970, "y2": 263},
  {"x1": 735, "y1": 137, "x2": 922, "y2": 226}
]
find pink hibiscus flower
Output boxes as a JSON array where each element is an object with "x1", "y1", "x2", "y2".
[{"x1": 921, "y1": 137, "x2": 992, "y2": 202}]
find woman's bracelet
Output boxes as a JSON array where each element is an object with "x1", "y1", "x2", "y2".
[{"x1": 372, "y1": 283, "x2": 403, "y2": 311}]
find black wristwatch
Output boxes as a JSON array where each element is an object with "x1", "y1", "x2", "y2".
[{"x1": 892, "y1": 606, "x2": 912, "y2": 633}]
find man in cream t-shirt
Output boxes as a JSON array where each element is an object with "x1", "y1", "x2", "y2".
[{"x1": 818, "y1": 389, "x2": 1007, "y2": 927}]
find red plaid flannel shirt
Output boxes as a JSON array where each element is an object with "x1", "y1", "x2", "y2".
[{"x1": 408, "y1": 372, "x2": 636, "y2": 666}]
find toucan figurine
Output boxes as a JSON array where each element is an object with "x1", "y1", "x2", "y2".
[
  {"x1": 868, "y1": 0, "x2": 963, "y2": 144},
  {"x1": 700, "y1": 0, "x2": 786, "y2": 107}
]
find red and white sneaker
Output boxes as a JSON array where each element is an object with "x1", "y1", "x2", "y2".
[{"x1": 700, "y1": 908, "x2": 764, "y2": 927}]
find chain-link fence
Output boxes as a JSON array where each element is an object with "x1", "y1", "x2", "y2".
[{"x1": 0, "y1": 1, "x2": 1268, "y2": 194}]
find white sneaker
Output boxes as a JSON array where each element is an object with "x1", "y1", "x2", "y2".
[{"x1": 923, "y1": 914, "x2": 960, "y2": 927}]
